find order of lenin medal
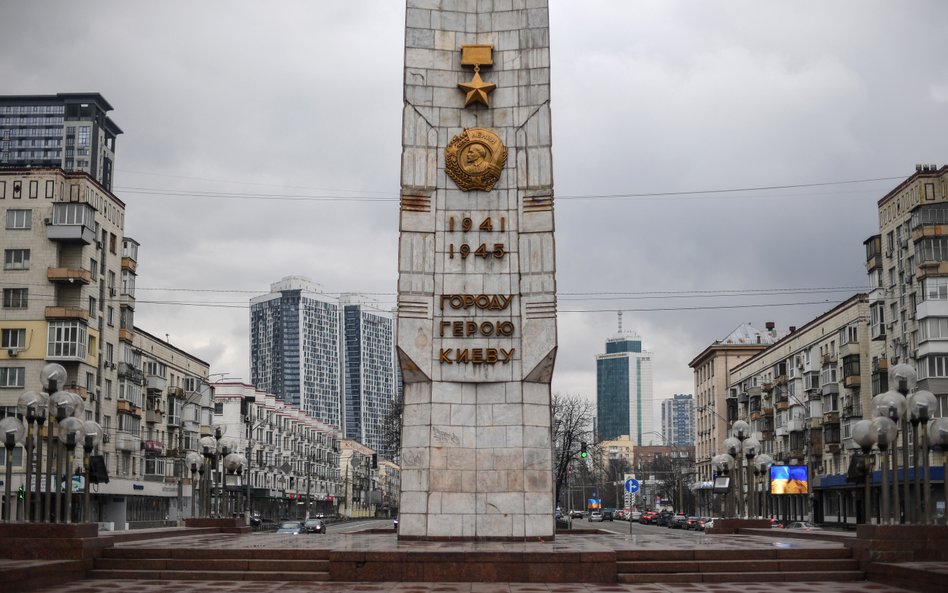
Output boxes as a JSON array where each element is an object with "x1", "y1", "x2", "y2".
[{"x1": 444, "y1": 128, "x2": 507, "y2": 192}]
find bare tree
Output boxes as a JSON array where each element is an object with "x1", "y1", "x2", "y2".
[
  {"x1": 551, "y1": 393, "x2": 594, "y2": 507},
  {"x1": 379, "y1": 394, "x2": 403, "y2": 463}
]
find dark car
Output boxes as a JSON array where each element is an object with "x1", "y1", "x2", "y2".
[
  {"x1": 655, "y1": 510, "x2": 675, "y2": 526},
  {"x1": 601, "y1": 508, "x2": 615, "y2": 521},
  {"x1": 303, "y1": 519, "x2": 325, "y2": 534},
  {"x1": 683, "y1": 516, "x2": 700, "y2": 530}
]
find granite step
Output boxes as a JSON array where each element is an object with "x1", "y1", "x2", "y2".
[
  {"x1": 86, "y1": 568, "x2": 330, "y2": 581},
  {"x1": 617, "y1": 558, "x2": 861, "y2": 574},
  {"x1": 94, "y1": 557, "x2": 330, "y2": 572},
  {"x1": 618, "y1": 570, "x2": 865, "y2": 584}
]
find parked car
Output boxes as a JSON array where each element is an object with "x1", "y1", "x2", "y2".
[
  {"x1": 655, "y1": 510, "x2": 675, "y2": 526},
  {"x1": 784, "y1": 521, "x2": 821, "y2": 531},
  {"x1": 628, "y1": 511, "x2": 642, "y2": 522},
  {"x1": 683, "y1": 516, "x2": 701, "y2": 530},
  {"x1": 588, "y1": 511, "x2": 604, "y2": 522},
  {"x1": 303, "y1": 519, "x2": 325, "y2": 534},
  {"x1": 639, "y1": 511, "x2": 657, "y2": 524},
  {"x1": 694, "y1": 517, "x2": 711, "y2": 531},
  {"x1": 601, "y1": 508, "x2": 615, "y2": 521},
  {"x1": 668, "y1": 514, "x2": 688, "y2": 529},
  {"x1": 276, "y1": 521, "x2": 304, "y2": 535}
]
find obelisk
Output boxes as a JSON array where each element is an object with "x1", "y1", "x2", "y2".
[{"x1": 396, "y1": 0, "x2": 557, "y2": 540}]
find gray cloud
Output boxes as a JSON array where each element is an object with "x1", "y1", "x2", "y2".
[{"x1": 3, "y1": 1, "x2": 946, "y2": 412}]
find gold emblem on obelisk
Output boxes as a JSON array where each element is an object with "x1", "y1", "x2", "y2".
[
  {"x1": 445, "y1": 128, "x2": 507, "y2": 192},
  {"x1": 458, "y1": 45, "x2": 496, "y2": 108}
]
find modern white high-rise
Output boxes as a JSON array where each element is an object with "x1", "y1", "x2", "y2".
[
  {"x1": 596, "y1": 326, "x2": 654, "y2": 446},
  {"x1": 249, "y1": 277, "x2": 397, "y2": 457},
  {"x1": 660, "y1": 393, "x2": 695, "y2": 447}
]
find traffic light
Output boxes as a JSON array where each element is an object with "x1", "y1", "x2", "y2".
[
  {"x1": 18, "y1": 485, "x2": 24, "y2": 500},
  {"x1": 580, "y1": 442, "x2": 588, "y2": 459},
  {"x1": 371, "y1": 453, "x2": 378, "y2": 469}
]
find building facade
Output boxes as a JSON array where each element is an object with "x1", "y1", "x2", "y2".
[
  {"x1": 249, "y1": 277, "x2": 397, "y2": 458},
  {"x1": 660, "y1": 393, "x2": 696, "y2": 447},
  {"x1": 596, "y1": 330, "x2": 653, "y2": 445},
  {"x1": 688, "y1": 323, "x2": 777, "y2": 483},
  {"x1": 0, "y1": 93, "x2": 121, "y2": 191},
  {"x1": 867, "y1": 164, "x2": 948, "y2": 416}
]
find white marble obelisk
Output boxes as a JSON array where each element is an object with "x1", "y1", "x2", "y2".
[{"x1": 396, "y1": 0, "x2": 557, "y2": 540}]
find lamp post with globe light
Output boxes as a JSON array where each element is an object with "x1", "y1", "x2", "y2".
[
  {"x1": 186, "y1": 452, "x2": 203, "y2": 518},
  {"x1": 889, "y1": 363, "x2": 917, "y2": 522},
  {"x1": 16, "y1": 390, "x2": 47, "y2": 522},
  {"x1": 1, "y1": 417, "x2": 25, "y2": 522},
  {"x1": 871, "y1": 416, "x2": 898, "y2": 523},
  {"x1": 753, "y1": 453, "x2": 773, "y2": 519},
  {"x1": 929, "y1": 417, "x2": 948, "y2": 525},
  {"x1": 81, "y1": 421, "x2": 103, "y2": 523},
  {"x1": 852, "y1": 418, "x2": 877, "y2": 524},
  {"x1": 40, "y1": 363, "x2": 67, "y2": 522},
  {"x1": 907, "y1": 390, "x2": 937, "y2": 523},
  {"x1": 57, "y1": 417, "x2": 84, "y2": 523}
]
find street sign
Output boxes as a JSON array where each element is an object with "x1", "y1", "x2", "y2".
[{"x1": 624, "y1": 478, "x2": 640, "y2": 493}]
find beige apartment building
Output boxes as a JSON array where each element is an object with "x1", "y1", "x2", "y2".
[{"x1": 688, "y1": 323, "x2": 777, "y2": 485}]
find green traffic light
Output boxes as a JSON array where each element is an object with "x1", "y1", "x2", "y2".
[{"x1": 580, "y1": 451, "x2": 587, "y2": 458}]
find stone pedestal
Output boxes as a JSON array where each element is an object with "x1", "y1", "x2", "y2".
[{"x1": 396, "y1": 0, "x2": 557, "y2": 540}]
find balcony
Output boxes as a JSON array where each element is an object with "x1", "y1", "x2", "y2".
[
  {"x1": 117, "y1": 400, "x2": 141, "y2": 417},
  {"x1": 47, "y1": 267, "x2": 92, "y2": 285},
  {"x1": 115, "y1": 432, "x2": 140, "y2": 452},
  {"x1": 143, "y1": 440, "x2": 165, "y2": 455},
  {"x1": 790, "y1": 449, "x2": 805, "y2": 460},
  {"x1": 118, "y1": 362, "x2": 144, "y2": 382},
  {"x1": 45, "y1": 203, "x2": 96, "y2": 244},
  {"x1": 787, "y1": 418, "x2": 806, "y2": 432},
  {"x1": 146, "y1": 374, "x2": 168, "y2": 393},
  {"x1": 824, "y1": 443, "x2": 841, "y2": 454},
  {"x1": 808, "y1": 417, "x2": 823, "y2": 429},
  {"x1": 750, "y1": 411, "x2": 761, "y2": 421},
  {"x1": 821, "y1": 383, "x2": 839, "y2": 396},
  {"x1": 145, "y1": 408, "x2": 163, "y2": 424},
  {"x1": 762, "y1": 382, "x2": 774, "y2": 392},
  {"x1": 168, "y1": 386, "x2": 184, "y2": 398},
  {"x1": 119, "y1": 328, "x2": 134, "y2": 343},
  {"x1": 121, "y1": 257, "x2": 137, "y2": 273},
  {"x1": 821, "y1": 353, "x2": 837, "y2": 365},
  {"x1": 762, "y1": 407, "x2": 774, "y2": 416},
  {"x1": 872, "y1": 358, "x2": 889, "y2": 374},
  {"x1": 200, "y1": 425, "x2": 213, "y2": 437},
  {"x1": 775, "y1": 375, "x2": 788, "y2": 386},
  {"x1": 760, "y1": 430, "x2": 774, "y2": 441},
  {"x1": 776, "y1": 401, "x2": 790, "y2": 411},
  {"x1": 823, "y1": 411, "x2": 840, "y2": 425},
  {"x1": 44, "y1": 306, "x2": 89, "y2": 321}
]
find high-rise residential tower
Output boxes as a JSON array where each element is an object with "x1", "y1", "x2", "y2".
[
  {"x1": 596, "y1": 328, "x2": 654, "y2": 445},
  {"x1": 0, "y1": 93, "x2": 122, "y2": 191},
  {"x1": 660, "y1": 393, "x2": 695, "y2": 447},
  {"x1": 250, "y1": 277, "x2": 397, "y2": 455}
]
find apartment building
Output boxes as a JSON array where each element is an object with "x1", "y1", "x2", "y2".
[
  {"x1": 0, "y1": 93, "x2": 121, "y2": 191},
  {"x1": 726, "y1": 295, "x2": 873, "y2": 524},
  {"x1": 867, "y1": 164, "x2": 948, "y2": 416},
  {"x1": 660, "y1": 393, "x2": 696, "y2": 448},
  {"x1": 213, "y1": 382, "x2": 345, "y2": 519},
  {"x1": 688, "y1": 323, "x2": 777, "y2": 483}
]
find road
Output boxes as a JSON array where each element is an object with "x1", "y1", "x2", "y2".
[
  {"x1": 571, "y1": 518, "x2": 697, "y2": 536},
  {"x1": 327, "y1": 518, "x2": 396, "y2": 534}
]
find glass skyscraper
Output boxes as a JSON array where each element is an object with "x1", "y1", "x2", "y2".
[
  {"x1": 596, "y1": 330, "x2": 654, "y2": 445},
  {"x1": 250, "y1": 277, "x2": 396, "y2": 456}
]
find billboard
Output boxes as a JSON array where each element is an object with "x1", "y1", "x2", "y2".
[
  {"x1": 770, "y1": 465, "x2": 808, "y2": 494},
  {"x1": 587, "y1": 498, "x2": 601, "y2": 509}
]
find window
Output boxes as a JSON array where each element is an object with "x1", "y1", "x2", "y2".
[
  {"x1": 1, "y1": 329, "x2": 26, "y2": 349},
  {"x1": 842, "y1": 355, "x2": 860, "y2": 378},
  {"x1": 77, "y1": 126, "x2": 90, "y2": 146},
  {"x1": 214, "y1": 402, "x2": 224, "y2": 415},
  {"x1": 47, "y1": 320, "x2": 88, "y2": 359},
  {"x1": 88, "y1": 296, "x2": 97, "y2": 318},
  {"x1": 5, "y1": 209, "x2": 31, "y2": 229},
  {"x1": 107, "y1": 306, "x2": 114, "y2": 326},
  {"x1": 90, "y1": 259, "x2": 98, "y2": 281},
  {"x1": 104, "y1": 379, "x2": 112, "y2": 400},
  {"x1": 106, "y1": 343, "x2": 114, "y2": 365},
  {"x1": 3, "y1": 249, "x2": 29, "y2": 270},
  {"x1": 0, "y1": 367, "x2": 25, "y2": 388},
  {"x1": 2, "y1": 288, "x2": 28, "y2": 308},
  {"x1": 52, "y1": 202, "x2": 93, "y2": 227},
  {"x1": 839, "y1": 324, "x2": 858, "y2": 345},
  {"x1": 919, "y1": 355, "x2": 948, "y2": 380}
]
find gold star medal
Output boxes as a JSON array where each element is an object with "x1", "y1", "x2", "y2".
[{"x1": 458, "y1": 45, "x2": 496, "y2": 108}]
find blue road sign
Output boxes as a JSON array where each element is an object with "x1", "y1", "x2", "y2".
[{"x1": 625, "y1": 478, "x2": 640, "y2": 493}]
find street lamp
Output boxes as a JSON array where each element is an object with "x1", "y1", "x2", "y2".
[
  {"x1": 872, "y1": 390, "x2": 906, "y2": 523},
  {"x1": 16, "y1": 390, "x2": 47, "y2": 522},
  {"x1": 852, "y1": 419, "x2": 878, "y2": 525},
  {"x1": 57, "y1": 417, "x2": 84, "y2": 524},
  {"x1": 908, "y1": 390, "x2": 937, "y2": 524},
  {"x1": 929, "y1": 417, "x2": 948, "y2": 526},
  {"x1": 889, "y1": 363, "x2": 916, "y2": 523},
  {"x1": 81, "y1": 421, "x2": 103, "y2": 523},
  {"x1": 753, "y1": 453, "x2": 773, "y2": 519},
  {"x1": 870, "y1": 416, "x2": 898, "y2": 524},
  {"x1": 186, "y1": 452, "x2": 203, "y2": 518},
  {"x1": 1, "y1": 417, "x2": 25, "y2": 522},
  {"x1": 199, "y1": 435, "x2": 217, "y2": 517},
  {"x1": 722, "y1": 437, "x2": 741, "y2": 518},
  {"x1": 742, "y1": 437, "x2": 760, "y2": 518}
]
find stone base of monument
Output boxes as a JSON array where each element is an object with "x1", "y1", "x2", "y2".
[
  {"x1": 183, "y1": 517, "x2": 251, "y2": 533},
  {"x1": 328, "y1": 546, "x2": 616, "y2": 582},
  {"x1": 0, "y1": 523, "x2": 102, "y2": 591}
]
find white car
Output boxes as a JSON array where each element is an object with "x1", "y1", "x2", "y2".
[{"x1": 588, "y1": 511, "x2": 604, "y2": 522}]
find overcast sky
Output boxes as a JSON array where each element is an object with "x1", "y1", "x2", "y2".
[{"x1": 3, "y1": 1, "x2": 947, "y2": 421}]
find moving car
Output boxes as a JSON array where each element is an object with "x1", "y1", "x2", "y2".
[
  {"x1": 588, "y1": 510, "x2": 604, "y2": 522},
  {"x1": 276, "y1": 521, "x2": 304, "y2": 535},
  {"x1": 570, "y1": 509, "x2": 585, "y2": 519},
  {"x1": 303, "y1": 519, "x2": 325, "y2": 534},
  {"x1": 784, "y1": 521, "x2": 821, "y2": 531},
  {"x1": 601, "y1": 508, "x2": 615, "y2": 521},
  {"x1": 668, "y1": 514, "x2": 688, "y2": 529},
  {"x1": 628, "y1": 511, "x2": 642, "y2": 522}
]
